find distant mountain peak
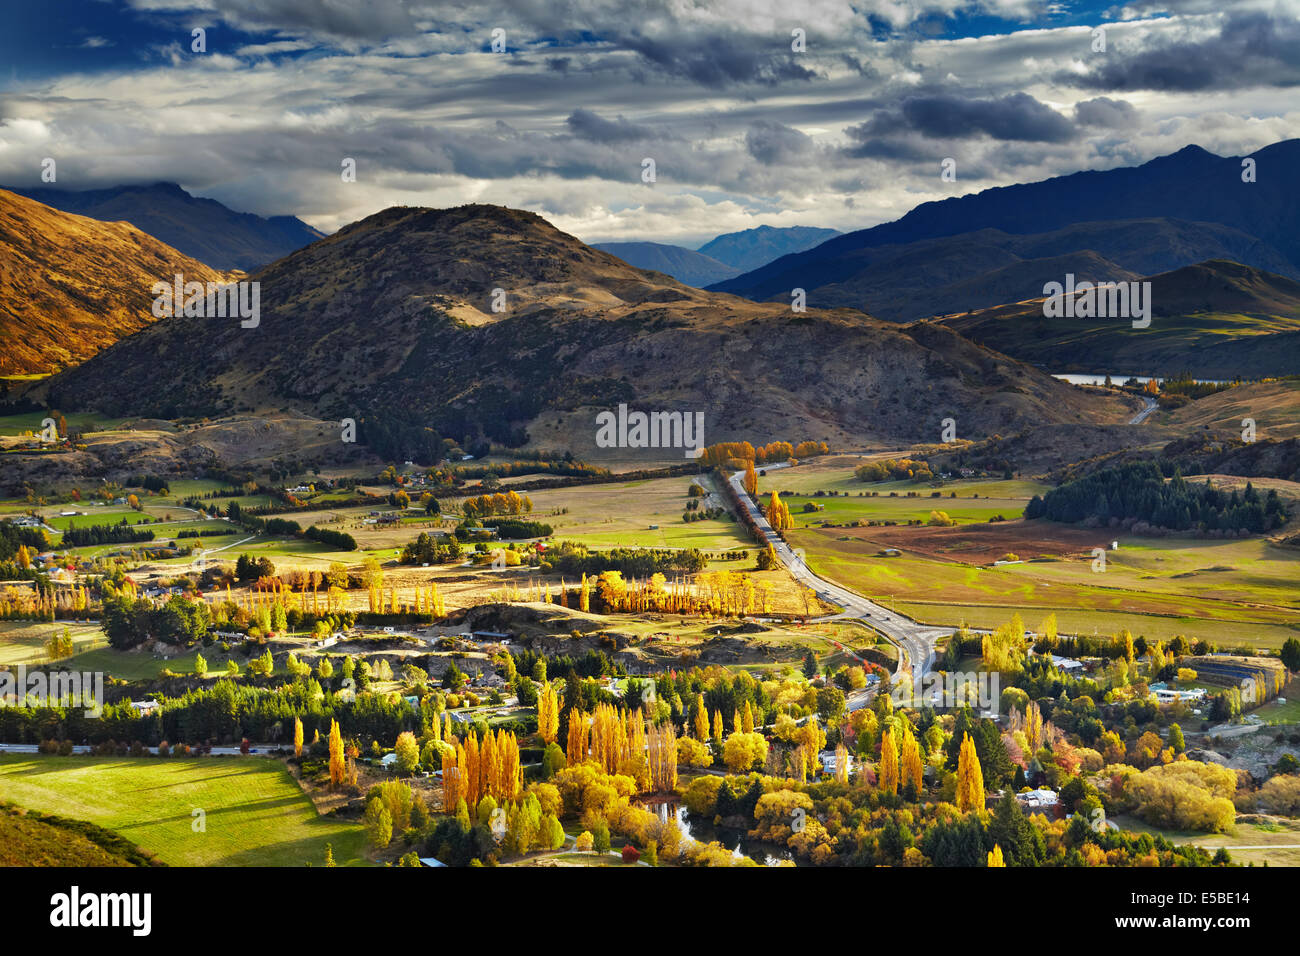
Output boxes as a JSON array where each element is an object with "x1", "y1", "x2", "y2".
[{"x1": 5, "y1": 181, "x2": 325, "y2": 271}]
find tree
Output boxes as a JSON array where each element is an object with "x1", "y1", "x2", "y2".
[
  {"x1": 956, "y1": 733, "x2": 985, "y2": 812},
  {"x1": 324, "y1": 843, "x2": 336, "y2": 867},
  {"x1": 194, "y1": 652, "x2": 208, "y2": 676},
  {"x1": 293, "y1": 717, "x2": 303, "y2": 757},
  {"x1": 395, "y1": 731, "x2": 420, "y2": 775},
  {"x1": 900, "y1": 724, "x2": 923, "y2": 795},
  {"x1": 987, "y1": 844, "x2": 1005, "y2": 867},
  {"x1": 1282, "y1": 638, "x2": 1300, "y2": 674},
  {"x1": 364, "y1": 797, "x2": 393, "y2": 848},
  {"x1": 743, "y1": 459, "x2": 758, "y2": 498},
  {"x1": 328, "y1": 719, "x2": 346, "y2": 787},
  {"x1": 879, "y1": 729, "x2": 899, "y2": 796},
  {"x1": 1168, "y1": 723, "x2": 1185, "y2": 754}
]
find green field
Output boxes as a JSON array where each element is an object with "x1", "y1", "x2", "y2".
[
  {"x1": 0, "y1": 622, "x2": 105, "y2": 666},
  {"x1": 521, "y1": 475, "x2": 752, "y2": 551},
  {"x1": 794, "y1": 529, "x2": 1300, "y2": 649},
  {"x1": 0, "y1": 410, "x2": 130, "y2": 437},
  {"x1": 0, "y1": 755, "x2": 369, "y2": 866}
]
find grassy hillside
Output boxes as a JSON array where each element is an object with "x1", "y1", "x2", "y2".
[
  {"x1": 0, "y1": 188, "x2": 231, "y2": 376},
  {"x1": 941, "y1": 260, "x2": 1300, "y2": 378},
  {"x1": 0, "y1": 801, "x2": 163, "y2": 866},
  {"x1": 0, "y1": 755, "x2": 369, "y2": 867}
]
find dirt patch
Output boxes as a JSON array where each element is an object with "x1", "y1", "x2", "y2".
[{"x1": 839, "y1": 517, "x2": 1106, "y2": 564}]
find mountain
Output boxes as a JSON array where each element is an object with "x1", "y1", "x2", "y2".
[
  {"x1": 939, "y1": 260, "x2": 1300, "y2": 379},
  {"x1": 592, "y1": 241, "x2": 740, "y2": 287},
  {"x1": 730, "y1": 218, "x2": 1289, "y2": 321},
  {"x1": 0, "y1": 188, "x2": 230, "y2": 376},
  {"x1": 712, "y1": 140, "x2": 1300, "y2": 315},
  {"x1": 8, "y1": 182, "x2": 325, "y2": 271},
  {"x1": 39, "y1": 204, "x2": 1134, "y2": 460},
  {"x1": 696, "y1": 225, "x2": 840, "y2": 272}
]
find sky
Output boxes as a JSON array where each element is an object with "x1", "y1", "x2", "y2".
[{"x1": 0, "y1": 0, "x2": 1297, "y2": 246}]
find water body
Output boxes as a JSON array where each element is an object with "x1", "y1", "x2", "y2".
[
  {"x1": 646, "y1": 799, "x2": 795, "y2": 866},
  {"x1": 1053, "y1": 373, "x2": 1230, "y2": 386}
]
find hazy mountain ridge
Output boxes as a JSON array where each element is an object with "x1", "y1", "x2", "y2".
[
  {"x1": 8, "y1": 182, "x2": 325, "y2": 271},
  {"x1": 591, "y1": 241, "x2": 741, "y2": 287},
  {"x1": 696, "y1": 225, "x2": 841, "y2": 272}
]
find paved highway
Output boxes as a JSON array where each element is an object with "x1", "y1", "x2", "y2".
[{"x1": 726, "y1": 469, "x2": 950, "y2": 680}]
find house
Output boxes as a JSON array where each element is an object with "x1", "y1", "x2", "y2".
[
  {"x1": 820, "y1": 749, "x2": 852, "y2": 777},
  {"x1": 1015, "y1": 788, "x2": 1060, "y2": 813},
  {"x1": 1050, "y1": 655, "x2": 1085, "y2": 673},
  {"x1": 417, "y1": 857, "x2": 447, "y2": 867},
  {"x1": 380, "y1": 752, "x2": 398, "y2": 770},
  {"x1": 129, "y1": 700, "x2": 161, "y2": 715}
]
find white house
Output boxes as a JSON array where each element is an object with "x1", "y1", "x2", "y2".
[{"x1": 129, "y1": 700, "x2": 161, "y2": 715}]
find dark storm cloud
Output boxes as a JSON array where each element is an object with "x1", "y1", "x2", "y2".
[
  {"x1": 850, "y1": 92, "x2": 1077, "y2": 143},
  {"x1": 565, "y1": 109, "x2": 659, "y2": 143},
  {"x1": 1073, "y1": 96, "x2": 1139, "y2": 127},
  {"x1": 620, "y1": 32, "x2": 821, "y2": 87},
  {"x1": 745, "y1": 121, "x2": 814, "y2": 164},
  {"x1": 1060, "y1": 12, "x2": 1300, "y2": 92}
]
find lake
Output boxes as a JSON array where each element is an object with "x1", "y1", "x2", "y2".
[{"x1": 645, "y1": 798, "x2": 795, "y2": 866}]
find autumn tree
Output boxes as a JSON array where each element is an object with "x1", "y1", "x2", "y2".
[
  {"x1": 879, "y1": 728, "x2": 900, "y2": 796},
  {"x1": 327, "y1": 719, "x2": 345, "y2": 787},
  {"x1": 956, "y1": 733, "x2": 985, "y2": 812},
  {"x1": 293, "y1": 716, "x2": 303, "y2": 757}
]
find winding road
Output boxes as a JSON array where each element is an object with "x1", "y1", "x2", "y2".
[{"x1": 727, "y1": 469, "x2": 949, "y2": 680}]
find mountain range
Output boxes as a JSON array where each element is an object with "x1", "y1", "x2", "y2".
[
  {"x1": 594, "y1": 225, "x2": 839, "y2": 287},
  {"x1": 7, "y1": 182, "x2": 325, "y2": 272},
  {"x1": 36, "y1": 203, "x2": 1131, "y2": 459},
  {"x1": 941, "y1": 259, "x2": 1300, "y2": 379},
  {"x1": 711, "y1": 140, "x2": 1300, "y2": 322}
]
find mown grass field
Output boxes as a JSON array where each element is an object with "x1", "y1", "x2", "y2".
[
  {"x1": 0, "y1": 755, "x2": 369, "y2": 866},
  {"x1": 1113, "y1": 814, "x2": 1300, "y2": 868},
  {"x1": 0, "y1": 621, "x2": 104, "y2": 666},
  {"x1": 517, "y1": 474, "x2": 752, "y2": 551},
  {"x1": 793, "y1": 527, "x2": 1300, "y2": 649}
]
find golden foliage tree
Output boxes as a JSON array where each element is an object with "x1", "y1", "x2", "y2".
[
  {"x1": 956, "y1": 733, "x2": 985, "y2": 812},
  {"x1": 879, "y1": 728, "x2": 900, "y2": 796},
  {"x1": 327, "y1": 719, "x2": 345, "y2": 787}
]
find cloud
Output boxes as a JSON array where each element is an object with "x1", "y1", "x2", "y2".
[
  {"x1": 565, "y1": 109, "x2": 660, "y2": 143},
  {"x1": 745, "y1": 121, "x2": 815, "y2": 164},
  {"x1": 852, "y1": 91, "x2": 1077, "y2": 143},
  {"x1": 1074, "y1": 96, "x2": 1139, "y2": 127},
  {"x1": 1059, "y1": 12, "x2": 1300, "y2": 91}
]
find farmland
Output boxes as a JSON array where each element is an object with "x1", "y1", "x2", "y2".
[{"x1": 0, "y1": 755, "x2": 369, "y2": 867}]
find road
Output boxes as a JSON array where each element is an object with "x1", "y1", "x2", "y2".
[
  {"x1": 0, "y1": 743, "x2": 277, "y2": 756},
  {"x1": 1128, "y1": 397, "x2": 1158, "y2": 425},
  {"x1": 727, "y1": 469, "x2": 949, "y2": 680}
]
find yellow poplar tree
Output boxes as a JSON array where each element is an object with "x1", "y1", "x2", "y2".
[
  {"x1": 293, "y1": 717, "x2": 304, "y2": 757},
  {"x1": 327, "y1": 719, "x2": 345, "y2": 787},
  {"x1": 879, "y1": 728, "x2": 900, "y2": 796},
  {"x1": 988, "y1": 844, "x2": 1006, "y2": 867},
  {"x1": 956, "y1": 733, "x2": 985, "y2": 812},
  {"x1": 693, "y1": 695, "x2": 709, "y2": 742},
  {"x1": 900, "y1": 724, "x2": 923, "y2": 794}
]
